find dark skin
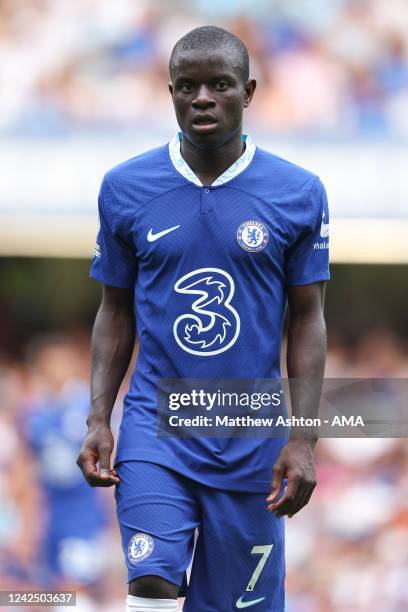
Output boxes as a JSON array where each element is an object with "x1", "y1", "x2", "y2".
[
  {"x1": 267, "y1": 282, "x2": 326, "y2": 518},
  {"x1": 77, "y1": 44, "x2": 327, "y2": 599},
  {"x1": 169, "y1": 49, "x2": 256, "y2": 185},
  {"x1": 77, "y1": 285, "x2": 134, "y2": 488}
]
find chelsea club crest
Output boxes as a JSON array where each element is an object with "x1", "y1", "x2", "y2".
[
  {"x1": 237, "y1": 220, "x2": 269, "y2": 252},
  {"x1": 128, "y1": 533, "x2": 154, "y2": 564}
]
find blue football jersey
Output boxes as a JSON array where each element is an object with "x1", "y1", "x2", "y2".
[{"x1": 90, "y1": 133, "x2": 330, "y2": 493}]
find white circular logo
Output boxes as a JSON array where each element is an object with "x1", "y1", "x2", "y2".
[
  {"x1": 128, "y1": 533, "x2": 154, "y2": 564},
  {"x1": 237, "y1": 220, "x2": 269, "y2": 252}
]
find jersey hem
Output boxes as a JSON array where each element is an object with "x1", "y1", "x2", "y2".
[
  {"x1": 114, "y1": 451, "x2": 271, "y2": 494},
  {"x1": 90, "y1": 268, "x2": 134, "y2": 289},
  {"x1": 286, "y1": 273, "x2": 330, "y2": 286}
]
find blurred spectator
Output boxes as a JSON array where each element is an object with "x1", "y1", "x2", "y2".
[
  {"x1": 20, "y1": 334, "x2": 112, "y2": 593},
  {"x1": 0, "y1": 365, "x2": 42, "y2": 589}
]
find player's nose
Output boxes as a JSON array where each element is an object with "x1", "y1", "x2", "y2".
[{"x1": 192, "y1": 84, "x2": 215, "y2": 108}]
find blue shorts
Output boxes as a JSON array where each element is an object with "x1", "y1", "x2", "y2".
[{"x1": 115, "y1": 461, "x2": 285, "y2": 612}]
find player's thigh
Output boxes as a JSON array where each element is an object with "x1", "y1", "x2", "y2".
[
  {"x1": 115, "y1": 461, "x2": 200, "y2": 588},
  {"x1": 185, "y1": 488, "x2": 285, "y2": 612}
]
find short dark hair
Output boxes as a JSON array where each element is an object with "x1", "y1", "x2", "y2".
[{"x1": 169, "y1": 25, "x2": 249, "y2": 83}]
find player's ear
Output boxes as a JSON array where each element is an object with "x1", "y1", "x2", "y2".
[{"x1": 243, "y1": 79, "x2": 256, "y2": 107}]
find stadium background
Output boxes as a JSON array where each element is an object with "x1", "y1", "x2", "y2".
[{"x1": 1, "y1": 0, "x2": 408, "y2": 610}]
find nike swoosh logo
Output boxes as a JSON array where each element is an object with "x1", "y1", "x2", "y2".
[
  {"x1": 147, "y1": 225, "x2": 180, "y2": 242},
  {"x1": 236, "y1": 596, "x2": 266, "y2": 609}
]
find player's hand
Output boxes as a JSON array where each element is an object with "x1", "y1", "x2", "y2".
[
  {"x1": 76, "y1": 421, "x2": 120, "y2": 487},
  {"x1": 266, "y1": 438, "x2": 317, "y2": 518}
]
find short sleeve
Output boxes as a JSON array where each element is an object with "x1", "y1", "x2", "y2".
[
  {"x1": 285, "y1": 177, "x2": 330, "y2": 285},
  {"x1": 90, "y1": 177, "x2": 137, "y2": 289}
]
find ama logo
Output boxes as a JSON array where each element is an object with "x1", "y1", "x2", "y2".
[{"x1": 173, "y1": 268, "x2": 240, "y2": 357}]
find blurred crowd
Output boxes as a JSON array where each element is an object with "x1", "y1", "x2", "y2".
[
  {"x1": 1, "y1": 330, "x2": 408, "y2": 611},
  {"x1": 0, "y1": 333, "x2": 127, "y2": 611},
  {"x1": 1, "y1": 0, "x2": 408, "y2": 137}
]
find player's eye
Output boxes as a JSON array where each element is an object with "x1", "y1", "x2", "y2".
[
  {"x1": 180, "y1": 82, "x2": 194, "y2": 93},
  {"x1": 215, "y1": 80, "x2": 230, "y2": 91}
]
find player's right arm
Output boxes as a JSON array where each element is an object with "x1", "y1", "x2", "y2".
[{"x1": 77, "y1": 284, "x2": 135, "y2": 487}]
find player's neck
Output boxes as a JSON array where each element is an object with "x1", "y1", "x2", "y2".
[{"x1": 180, "y1": 130, "x2": 245, "y2": 186}]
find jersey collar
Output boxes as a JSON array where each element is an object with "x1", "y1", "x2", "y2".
[{"x1": 169, "y1": 132, "x2": 256, "y2": 187}]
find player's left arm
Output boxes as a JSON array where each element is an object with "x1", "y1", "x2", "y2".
[{"x1": 267, "y1": 281, "x2": 326, "y2": 518}]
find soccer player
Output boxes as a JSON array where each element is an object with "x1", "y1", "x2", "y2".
[
  {"x1": 77, "y1": 26, "x2": 329, "y2": 612},
  {"x1": 24, "y1": 335, "x2": 110, "y2": 588}
]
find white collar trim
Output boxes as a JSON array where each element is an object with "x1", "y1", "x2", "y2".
[{"x1": 169, "y1": 132, "x2": 256, "y2": 187}]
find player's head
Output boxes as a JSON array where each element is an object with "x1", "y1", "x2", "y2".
[{"x1": 169, "y1": 26, "x2": 256, "y2": 149}]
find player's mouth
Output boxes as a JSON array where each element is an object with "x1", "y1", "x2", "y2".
[{"x1": 191, "y1": 114, "x2": 218, "y2": 133}]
